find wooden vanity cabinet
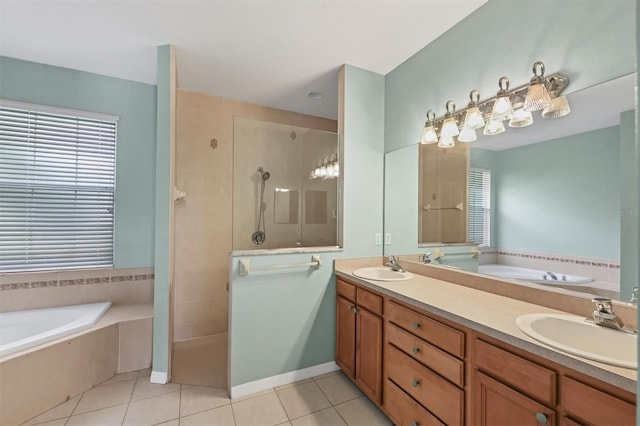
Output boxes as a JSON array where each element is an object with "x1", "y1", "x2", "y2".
[{"x1": 335, "y1": 278, "x2": 383, "y2": 404}]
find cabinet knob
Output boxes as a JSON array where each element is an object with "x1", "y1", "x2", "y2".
[
  {"x1": 412, "y1": 347, "x2": 420, "y2": 355},
  {"x1": 535, "y1": 413, "x2": 548, "y2": 425},
  {"x1": 411, "y1": 422, "x2": 420, "y2": 426},
  {"x1": 412, "y1": 322, "x2": 421, "y2": 330},
  {"x1": 347, "y1": 305, "x2": 357, "y2": 313},
  {"x1": 411, "y1": 379, "x2": 420, "y2": 388},
  {"x1": 347, "y1": 305, "x2": 353, "y2": 311}
]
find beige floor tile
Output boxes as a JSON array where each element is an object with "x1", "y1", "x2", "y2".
[
  {"x1": 66, "y1": 404, "x2": 128, "y2": 426},
  {"x1": 154, "y1": 420, "x2": 179, "y2": 426},
  {"x1": 276, "y1": 381, "x2": 331, "y2": 420},
  {"x1": 314, "y1": 372, "x2": 362, "y2": 405},
  {"x1": 100, "y1": 371, "x2": 139, "y2": 385},
  {"x1": 274, "y1": 379, "x2": 313, "y2": 392},
  {"x1": 291, "y1": 407, "x2": 347, "y2": 426},
  {"x1": 24, "y1": 419, "x2": 68, "y2": 426},
  {"x1": 122, "y1": 390, "x2": 180, "y2": 426},
  {"x1": 309, "y1": 370, "x2": 340, "y2": 381},
  {"x1": 334, "y1": 397, "x2": 391, "y2": 426},
  {"x1": 180, "y1": 386, "x2": 230, "y2": 417},
  {"x1": 276, "y1": 423, "x2": 293, "y2": 426},
  {"x1": 130, "y1": 376, "x2": 181, "y2": 401},
  {"x1": 232, "y1": 392, "x2": 288, "y2": 426},
  {"x1": 24, "y1": 394, "x2": 81, "y2": 425},
  {"x1": 137, "y1": 368, "x2": 152, "y2": 379},
  {"x1": 231, "y1": 388, "x2": 275, "y2": 403},
  {"x1": 73, "y1": 380, "x2": 135, "y2": 415},
  {"x1": 179, "y1": 405, "x2": 235, "y2": 426}
]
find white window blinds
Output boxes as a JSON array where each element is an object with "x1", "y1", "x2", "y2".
[
  {"x1": 468, "y1": 168, "x2": 491, "y2": 247},
  {"x1": 0, "y1": 102, "x2": 117, "y2": 272}
]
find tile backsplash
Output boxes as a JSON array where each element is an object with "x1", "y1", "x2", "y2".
[{"x1": 0, "y1": 267, "x2": 154, "y2": 313}]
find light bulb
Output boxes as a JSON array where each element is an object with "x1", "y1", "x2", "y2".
[
  {"x1": 319, "y1": 166, "x2": 327, "y2": 177},
  {"x1": 333, "y1": 162, "x2": 340, "y2": 177},
  {"x1": 421, "y1": 125, "x2": 438, "y2": 144},
  {"x1": 441, "y1": 117, "x2": 459, "y2": 137},
  {"x1": 524, "y1": 61, "x2": 552, "y2": 111},
  {"x1": 483, "y1": 118, "x2": 505, "y2": 136},
  {"x1": 509, "y1": 108, "x2": 533, "y2": 128},
  {"x1": 437, "y1": 135, "x2": 455, "y2": 148},
  {"x1": 464, "y1": 106, "x2": 485, "y2": 130},
  {"x1": 491, "y1": 76, "x2": 513, "y2": 121},
  {"x1": 458, "y1": 126, "x2": 477, "y2": 142}
]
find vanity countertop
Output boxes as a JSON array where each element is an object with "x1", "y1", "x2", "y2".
[{"x1": 334, "y1": 258, "x2": 637, "y2": 394}]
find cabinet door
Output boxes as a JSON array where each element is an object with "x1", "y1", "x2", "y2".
[
  {"x1": 474, "y1": 371, "x2": 556, "y2": 426},
  {"x1": 336, "y1": 296, "x2": 356, "y2": 378},
  {"x1": 356, "y1": 307, "x2": 383, "y2": 404}
]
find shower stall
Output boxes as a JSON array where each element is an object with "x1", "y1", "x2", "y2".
[{"x1": 233, "y1": 118, "x2": 340, "y2": 251}]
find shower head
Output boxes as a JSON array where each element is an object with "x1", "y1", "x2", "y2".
[{"x1": 257, "y1": 167, "x2": 270, "y2": 181}]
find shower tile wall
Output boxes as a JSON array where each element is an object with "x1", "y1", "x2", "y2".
[{"x1": 173, "y1": 90, "x2": 336, "y2": 385}]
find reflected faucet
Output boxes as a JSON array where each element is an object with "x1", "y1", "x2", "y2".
[
  {"x1": 543, "y1": 272, "x2": 558, "y2": 280},
  {"x1": 421, "y1": 253, "x2": 432, "y2": 264},
  {"x1": 386, "y1": 256, "x2": 405, "y2": 273}
]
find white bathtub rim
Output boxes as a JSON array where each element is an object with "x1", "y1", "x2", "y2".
[{"x1": 0, "y1": 302, "x2": 112, "y2": 359}]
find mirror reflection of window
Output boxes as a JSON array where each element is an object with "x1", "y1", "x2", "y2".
[
  {"x1": 468, "y1": 168, "x2": 491, "y2": 247},
  {"x1": 274, "y1": 188, "x2": 299, "y2": 224}
]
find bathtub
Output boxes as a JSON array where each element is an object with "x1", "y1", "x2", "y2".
[
  {"x1": 0, "y1": 302, "x2": 111, "y2": 358},
  {"x1": 478, "y1": 264, "x2": 592, "y2": 285}
]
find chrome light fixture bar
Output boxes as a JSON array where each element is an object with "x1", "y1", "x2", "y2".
[{"x1": 420, "y1": 61, "x2": 569, "y2": 148}]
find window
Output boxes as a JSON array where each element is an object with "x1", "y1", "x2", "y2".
[
  {"x1": 469, "y1": 168, "x2": 491, "y2": 247},
  {"x1": 0, "y1": 100, "x2": 118, "y2": 272}
]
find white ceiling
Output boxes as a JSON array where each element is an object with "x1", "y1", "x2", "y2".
[{"x1": 0, "y1": 0, "x2": 487, "y2": 120}]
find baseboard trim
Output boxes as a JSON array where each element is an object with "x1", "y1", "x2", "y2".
[
  {"x1": 230, "y1": 361, "x2": 340, "y2": 399},
  {"x1": 150, "y1": 370, "x2": 169, "y2": 384}
]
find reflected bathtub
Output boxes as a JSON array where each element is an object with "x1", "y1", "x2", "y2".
[
  {"x1": 478, "y1": 264, "x2": 592, "y2": 285},
  {"x1": 0, "y1": 302, "x2": 111, "y2": 357}
]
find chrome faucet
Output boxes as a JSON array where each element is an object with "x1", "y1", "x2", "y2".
[
  {"x1": 386, "y1": 256, "x2": 405, "y2": 273},
  {"x1": 629, "y1": 287, "x2": 638, "y2": 305},
  {"x1": 421, "y1": 253, "x2": 432, "y2": 264},
  {"x1": 590, "y1": 297, "x2": 625, "y2": 331},
  {"x1": 543, "y1": 272, "x2": 558, "y2": 280}
]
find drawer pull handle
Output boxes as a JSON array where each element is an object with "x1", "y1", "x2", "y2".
[
  {"x1": 411, "y1": 379, "x2": 420, "y2": 388},
  {"x1": 412, "y1": 347, "x2": 420, "y2": 354},
  {"x1": 411, "y1": 422, "x2": 420, "y2": 426},
  {"x1": 535, "y1": 413, "x2": 548, "y2": 424},
  {"x1": 412, "y1": 322, "x2": 421, "y2": 330}
]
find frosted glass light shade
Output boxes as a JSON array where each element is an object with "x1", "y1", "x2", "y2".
[
  {"x1": 421, "y1": 125, "x2": 438, "y2": 144},
  {"x1": 491, "y1": 96, "x2": 513, "y2": 121},
  {"x1": 458, "y1": 126, "x2": 477, "y2": 142},
  {"x1": 509, "y1": 108, "x2": 533, "y2": 128},
  {"x1": 464, "y1": 107, "x2": 485, "y2": 129},
  {"x1": 524, "y1": 83, "x2": 552, "y2": 112},
  {"x1": 483, "y1": 118, "x2": 505, "y2": 136},
  {"x1": 542, "y1": 95, "x2": 571, "y2": 118},
  {"x1": 333, "y1": 163, "x2": 340, "y2": 177},
  {"x1": 437, "y1": 135, "x2": 455, "y2": 148},
  {"x1": 441, "y1": 117, "x2": 459, "y2": 137}
]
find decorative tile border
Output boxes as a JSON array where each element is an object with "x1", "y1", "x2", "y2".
[
  {"x1": 0, "y1": 272, "x2": 154, "y2": 291},
  {"x1": 496, "y1": 250, "x2": 619, "y2": 269}
]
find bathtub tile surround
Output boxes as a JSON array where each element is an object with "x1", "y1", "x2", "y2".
[
  {"x1": 0, "y1": 304, "x2": 153, "y2": 425},
  {"x1": 20, "y1": 369, "x2": 389, "y2": 426},
  {"x1": 494, "y1": 249, "x2": 621, "y2": 285},
  {"x1": 0, "y1": 267, "x2": 154, "y2": 313}
]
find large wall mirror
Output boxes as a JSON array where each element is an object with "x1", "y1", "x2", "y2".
[{"x1": 384, "y1": 73, "x2": 637, "y2": 303}]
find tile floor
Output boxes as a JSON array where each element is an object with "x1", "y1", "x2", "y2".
[{"x1": 22, "y1": 369, "x2": 392, "y2": 426}]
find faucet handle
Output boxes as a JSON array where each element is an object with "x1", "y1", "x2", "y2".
[{"x1": 592, "y1": 297, "x2": 614, "y2": 314}]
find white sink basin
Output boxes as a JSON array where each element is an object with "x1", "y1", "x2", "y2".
[
  {"x1": 352, "y1": 267, "x2": 413, "y2": 282},
  {"x1": 516, "y1": 313, "x2": 637, "y2": 369}
]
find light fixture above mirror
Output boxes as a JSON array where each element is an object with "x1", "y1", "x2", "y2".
[{"x1": 420, "y1": 61, "x2": 570, "y2": 148}]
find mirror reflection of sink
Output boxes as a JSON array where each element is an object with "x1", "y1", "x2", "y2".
[
  {"x1": 352, "y1": 267, "x2": 413, "y2": 282},
  {"x1": 516, "y1": 313, "x2": 637, "y2": 369}
]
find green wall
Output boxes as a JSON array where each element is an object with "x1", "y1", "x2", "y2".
[
  {"x1": 229, "y1": 65, "x2": 385, "y2": 389},
  {"x1": 385, "y1": 0, "x2": 637, "y2": 154},
  {"x1": 482, "y1": 126, "x2": 621, "y2": 258},
  {"x1": 0, "y1": 56, "x2": 157, "y2": 268}
]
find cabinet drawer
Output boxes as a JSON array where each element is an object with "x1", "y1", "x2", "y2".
[
  {"x1": 387, "y1": 301, "x2": 464, "y2": 358},
  {"x1": 357, "y1": 287, "x2": 382, "y2": 315},
  {"x1": 475, "y1": 339, "x2": 556, "y2": 406},
  {"x1": 384, "y1": 379, "x2": 443, "y2": 426},
  {"x1": 386, "y1": 344, "x2": 464, "y2": 426},
  {"x1": 387, "y1": 323, "x2": 464, "y2": 387},
  {"x1": 337, "y1": 278, "x2": 356, "y2": 302},
  {"x1": 562, "y1": 377, "x2": 635, "y2": 426}
]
